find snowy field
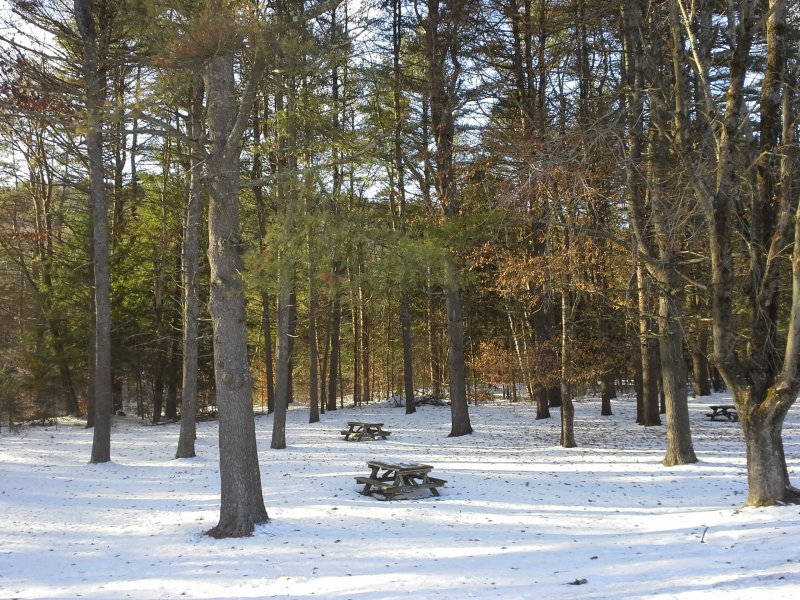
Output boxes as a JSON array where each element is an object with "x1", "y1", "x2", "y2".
[{"x1": 1, "y1": 392, "x2": 799, "y2": 600}]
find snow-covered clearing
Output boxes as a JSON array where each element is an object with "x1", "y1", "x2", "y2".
[{"x1": 1, "y1": 393, "x2": 799, "y2": 599}]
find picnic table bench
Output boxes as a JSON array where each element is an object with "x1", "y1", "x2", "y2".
[
  {"x1": 355, "y1": 460, "x2": 446, "y2": 499},
  {"x1": 340, "y1": 421, "x2": 391, "y2": 441},
  {"x1": 706, "y1": 405, "x2": 738, "y2": 421}
]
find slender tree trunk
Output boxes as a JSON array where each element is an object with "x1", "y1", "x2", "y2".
[
  {"x1": 75, "y1": 0, "x2": 112, "y2": 463},
  {"x1": 327, "y1": 287, "x2": 342, "y2": 412},
  {"x1": 272, "y1": 275, "x2": 292, "y2": 449},
  {"x1": 308, "y1": 258, "x2": 320, "y2": 423},
  {"x1": 253, "y1": 94, "x2": 275, "y2": 416},
  {"x1": 360, "y1": 284, "x2": 371, "y2": 403},
  {"x1": 427, "y1": 278, "x2": 443, "y2": 398},
  {"x1": 560, "y1": 289, "x2": 576, "y2": 448},
  {"x1": 400, "y1": 288, "x2": 415, "y2": 413},
  {"x1": 176, "y1": 76, "x2": 203, "y2": 459},
  {"x1": 637, "y1": 265, "x2": 661, "y2": 426}
]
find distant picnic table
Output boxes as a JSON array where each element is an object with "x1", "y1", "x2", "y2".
[
  {"x1": 355, "y1": 460, "x2": 446, "y2": 499},
  {"x1": 706, "y1": 405, "x2": 738, "y2": 422},
  {"x1": 340, "y1": 421, "x2": 391, "y2": 441}
]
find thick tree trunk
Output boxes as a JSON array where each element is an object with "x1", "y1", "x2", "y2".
[
  {"x1": 741, "y1": 398, "x2": 794, "y2": 506},
  {"x1": 658, "y1": 286, "x2": 697, "y2": 466},
  {"x1": 204, "y1": 48, "x2": 268, "y2": 537},
  {"x1": 445, "y1": 282, "x2": 472, "y2": 436},
  {"x1": 600, "y1": 373, "x2": 615, "y2": 416}
]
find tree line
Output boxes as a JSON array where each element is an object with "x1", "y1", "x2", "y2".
[{"x1": 0, "y1": 0, "x2": 797, "y2": 536}]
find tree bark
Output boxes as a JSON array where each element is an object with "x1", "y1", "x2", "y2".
[
  {"x1": 424, "y1": 0, "x2": 472, "y2": 437},
  {"x1": 204, "y1": 43, "x2": 268, "y2": 536},
  {"x1": 176, "y1": 76, "x2": 204, "y2": 460},
  {"x1": 75, "y1": 0, "x2": 112, "y2": 463},
  {"x1": 637, "y1": 265, "x2": 661, "y2": 426}
]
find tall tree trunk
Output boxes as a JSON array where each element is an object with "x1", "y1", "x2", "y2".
[
  {"x1": 75, "y1": 0, "x2": 112, "y2": 463},
  {"x1": 424, "y1": 0, "x2": 472, "y2": 437},
  {"x1": 704, "y1": 0, "x2": 800, "y2": 504},
  {"x1": 203, "y1": 37, "x2": 268, "y2": 536},
  {"x1": 253, "y1": 94, "x2": 275, "y2": 416},
  {"x1": 176, "y1": 77, "x2": 204, "y2": 459},
  {"x1": 392, "y1": 0, "x2": 415, "y2": 414}
]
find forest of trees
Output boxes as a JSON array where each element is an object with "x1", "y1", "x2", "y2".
[{"x1": 0, "y1": 0, "x2": 798, "y2": 536}]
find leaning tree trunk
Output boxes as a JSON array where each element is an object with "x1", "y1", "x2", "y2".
[{"x1": 204, "y1": 47, "x2": 268, "y2": 537}]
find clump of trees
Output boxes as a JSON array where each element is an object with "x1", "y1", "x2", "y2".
[{"x1": 0, "y1": 0, "x2": 797, "y2": 534}]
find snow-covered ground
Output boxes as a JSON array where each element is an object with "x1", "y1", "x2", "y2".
[{"x1": 1, "y1": 392, "x2": 799, "y2": 599}]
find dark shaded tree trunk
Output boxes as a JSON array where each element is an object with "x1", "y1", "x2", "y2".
[
  {"x1": 75, "y1": 0, "x2": 112, "y2": 463},
  {"x1": 600, "y1": 373, "x2": 615, "y2": 416},
  {"x1": 176, "y1": 76, "x2": 204, "y2": 459},
  {"x1": 327, "y1": 284, "x2": 342, "y2": 412},
  {"x1": 690, "y1": 329, "x2": 711, "y2": 397},
  {"x1": 272, "y1": 279, "x2": 292, "y2": 449},
  {"x1": 637, "y1": 265, "x2": 661, "y2": 426}
]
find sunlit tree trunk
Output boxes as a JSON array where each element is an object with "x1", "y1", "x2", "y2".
[{"x1": 203, "y1": 27, "x2": 268, "y2": 535}]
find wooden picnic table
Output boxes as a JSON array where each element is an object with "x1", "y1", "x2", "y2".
[
  {"x1": 355, "y1": 460, "x2": 446, "y2": 499},
  {"x1": 340, "y1": 421, "x2": 391, "y2": 441},
  {"x1": 706, "y1": 404, "x2": 738, "y2": 421}
]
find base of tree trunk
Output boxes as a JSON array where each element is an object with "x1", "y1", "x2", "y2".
[{"x1": 205, "y1": 517, "x2": 269, "y2": 539}]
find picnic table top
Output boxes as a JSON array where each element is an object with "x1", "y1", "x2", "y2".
[
  {"x1": 367, "y1": 460, "x2": 433, "y2": 473},
  {"x1": 347, "y1": 421, "x2": 385, "y2": 426},
  {"x1": 709, "y1": 404, "x2": 736, "y2": 410}
]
